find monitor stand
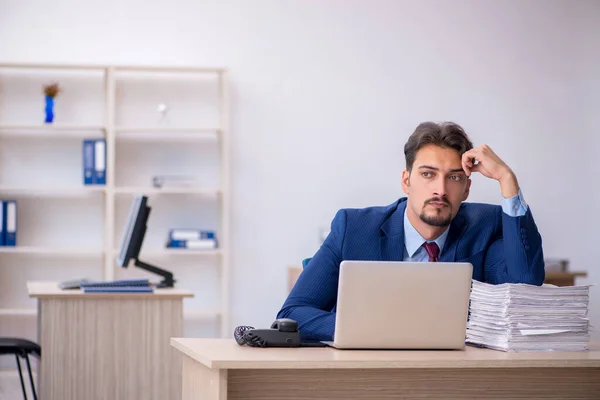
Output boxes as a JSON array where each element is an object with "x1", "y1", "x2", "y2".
[{"x1": 134, "y1": 259, "x2": 175, "y2": 288}]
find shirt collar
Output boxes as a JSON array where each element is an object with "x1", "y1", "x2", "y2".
[{"x1": 403, "y1": 209, "x2": 451, "y2": 258}]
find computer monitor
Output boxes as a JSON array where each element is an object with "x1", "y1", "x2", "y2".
[{"x1": 116, "y1": 194, "x2": 175, "y2": 288}]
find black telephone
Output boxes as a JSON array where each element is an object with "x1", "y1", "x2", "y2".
[{"x1": 234, "y1": 318, "x2": 301, "y2": 348}]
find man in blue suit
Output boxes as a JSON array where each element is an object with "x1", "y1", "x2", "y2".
[{"x1": 277, "y1": 121, "x2": 545, "y2": 342}]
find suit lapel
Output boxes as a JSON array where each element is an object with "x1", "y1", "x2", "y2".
[
  {"x1": 380, "y1": 200, "x2": 407, "y2": 261},
  {"x1": 439, "y1": 210, "x2": 467, "y2": 262}
]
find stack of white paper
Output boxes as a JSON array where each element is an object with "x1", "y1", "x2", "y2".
[{"x1": 466, "y1": 280, "x2": 591, "y2": 352}]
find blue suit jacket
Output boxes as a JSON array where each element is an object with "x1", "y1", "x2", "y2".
[{"x1": 277, "y1": 197, "x2": 545, "y2": 341}]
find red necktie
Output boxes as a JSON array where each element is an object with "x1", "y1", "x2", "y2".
[{"x1": 423, "y1": 242, "x2": 440, "y2": 262}]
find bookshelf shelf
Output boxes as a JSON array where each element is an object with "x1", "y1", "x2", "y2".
[
  {"x1": 0, "y1": 63, "x2": 106, "y2": 71},
  {"x1": 0, "y1": 187, "x2": 106, "y2": 197},
  {"x1": 114, "y1": 187, "x2": 221, "y2": 195},
  {"x1": 0, "y1": 308, "x2": 37, "y2": 316},
  {"x1": 161, "y1": 248, "x2": 221, "y2": 256},
  {"x1": 0, "y1": 63, "x2": 231, "y2": 342},
  {"x1": 0, "y1": 125, "x2": 105, "y2": 140},
  {"x1": 113, "y1": 248, "x2": 222, "y2": 257},
  {"x1": 114, "y1": 65, "x2": 226, "y2": 74},
  {"x1": 116, "y1": 127, "x2": 219, "y2": 133},
  {"x1": 116, "y1": 132, "x2": 218, "y2": 142},
  {"x1": 0, "y1": 124, "x2": 106, "y2": 132},
  {"x1": 0, "y1": 246, "x2": 102, "y2": 256}
]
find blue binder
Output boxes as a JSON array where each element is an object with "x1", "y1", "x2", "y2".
[
  {"x1": 167, "y1": 239, "x2": 187, "y2": 248},
  {"x1": 94, "y1": 139, "x2": 106, "y2": 185},
  {"x1": 167, "y1": 238, "x2": 217, "y2": 249},
  {"x1": 4, "y1": 200, "x2": 16, "y2": 247},
  {"x1": 83, "y1": 140, "x2": 95, "y2": 185},
  {"x1": 0, "y1": 200, "x2": 4, "y2": 246}
]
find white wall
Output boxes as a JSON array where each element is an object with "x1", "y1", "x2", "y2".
[
  {"x1": 575, "y1": 1, "x2": 600, "y2": 339},
  {"x1": 1, "y1": 0, "x2": 599, "y2": 337}
]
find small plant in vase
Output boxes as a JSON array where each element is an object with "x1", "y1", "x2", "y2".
[{"x1": 43, "y1": 82, "x2": 61, "y2": 123}]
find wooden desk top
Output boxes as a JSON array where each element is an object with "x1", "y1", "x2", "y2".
[
  {"x1": 28, "y1": 281, "x2": 194, "y2": 299},
  {"x1": 171, "y1": 338, "x2": 600, "y2": 370}
]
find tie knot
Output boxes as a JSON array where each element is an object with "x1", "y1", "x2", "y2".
[{"x1": 423, "y1": 242, "x2": 440, "y2": 262}]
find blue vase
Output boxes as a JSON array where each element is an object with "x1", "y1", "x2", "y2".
[{"x1": 44, "y1": 95, "x2": 54, "y2": 123}]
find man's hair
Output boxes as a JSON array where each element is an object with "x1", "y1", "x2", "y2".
[{"x1": 404, "y1": 121, "x2": 473, "y2": 171}]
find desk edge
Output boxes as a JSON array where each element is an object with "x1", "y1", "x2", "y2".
[
  {"x1": 207, "y1": 359, "x2": 600, "y2": 370},
  {"x1": 169, "y1": 340, "x2": 600, "y2": 370},
  {"x1": 171, "y1": 338, "x2": 214, "y2": 368}
]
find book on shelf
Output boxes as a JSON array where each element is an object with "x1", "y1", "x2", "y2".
[
  {"x1": 167, "y1": 239, "x2": 217, "y2": 249},
  {"x1": 0, "y1": 200, "x2": 17, "y2": 247},
  {"x1": 83, "y1": 140, "x2": 94, "y2": 185},
  {"x1": 167, "y1": 229, "x2": 217, "y2": 249},
  {"x1": 152, "y1": 175, "x2": 197, "y2": 189},
  {"x1": 82, "y1": 138, "x2": 106, "y2": 185},
  {"x1": 0, "y1": 200, "x2": 3, "y2": 246},
  {"x1": 169, "y1": 229, "x2": 215, "y2": 241}
]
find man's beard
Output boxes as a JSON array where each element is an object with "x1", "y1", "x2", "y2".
[{"x1": 419, "y1": 197, "x2": 452, "y2": 227}]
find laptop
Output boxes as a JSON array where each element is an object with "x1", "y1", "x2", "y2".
[{"x1": 321, "y1": 260, "x2": 473, "y2": 350}]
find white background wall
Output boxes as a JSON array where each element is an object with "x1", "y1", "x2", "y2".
[{"x1": 1, "y1": 0, "x2": 599, "y2": 338}]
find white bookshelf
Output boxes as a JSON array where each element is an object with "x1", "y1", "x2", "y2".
[{"x1": 0, "y1": 63, "x2": 231, "y2": 345}]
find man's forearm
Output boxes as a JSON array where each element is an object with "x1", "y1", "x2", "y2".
[
  {"x1": 501, "y1": 210, "x2": 545, "y2": 285},
  {"x1": 277, "y1": 306, "x2": 336, "y2": 342}
]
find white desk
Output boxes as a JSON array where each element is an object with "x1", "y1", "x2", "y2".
[{"x1": 29, "y1": 281, "x2": 194, "y2": 400}]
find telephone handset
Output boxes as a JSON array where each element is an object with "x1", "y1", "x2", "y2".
[
  {"x1": 270, "y1": 318, "x2": 298, "y2": 332},
  {"x1": 234, "y1": 318, "x2": 301, "y2": 347}
]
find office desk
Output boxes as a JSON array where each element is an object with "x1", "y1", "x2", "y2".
[
  {"x1": 544, "y1": 271, "x2": 588, "y2": 286},
  {"x1": 171, "y1": 338, "x2": 600, "y2": 400},
  {"x1": 28, "y1": 281, "x2": 193, "y2": 400}
]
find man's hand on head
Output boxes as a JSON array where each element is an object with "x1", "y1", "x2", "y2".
[{"x1": 461, "y1": 145, "x2": 519, "y2": 198}]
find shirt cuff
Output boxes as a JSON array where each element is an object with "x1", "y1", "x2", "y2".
[{"x1": 501, "y1": 188, "x2": 528, "y2": 217}]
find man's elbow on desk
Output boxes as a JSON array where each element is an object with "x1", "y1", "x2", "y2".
[{"x1": 277, "y1": 306, "x2": 336, "y2": 342}]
